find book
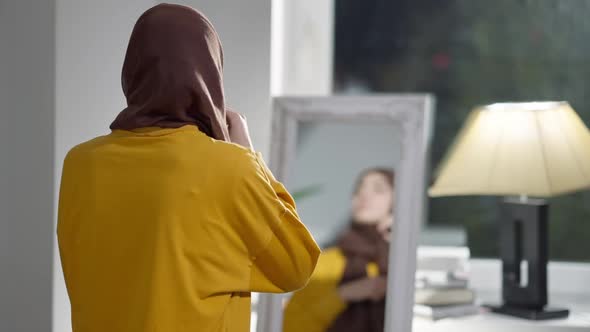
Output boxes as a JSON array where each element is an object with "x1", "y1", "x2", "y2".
[
  {"x1": 415, "y1": 270, "x2": 468, "y2": 289},
  {"x1": 416, "y1": 246, "x2": 470, "y2": 272},
  {"x1": 414, "y1": 303, "x2": 480, "y2": 320},
  {"x1": 414, "y1": 288, "x2": 475, "y2": 306}
]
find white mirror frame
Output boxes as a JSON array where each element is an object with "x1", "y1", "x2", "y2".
[{"x1": 256, "y1": 95, "x2": 435, "y2": 332}]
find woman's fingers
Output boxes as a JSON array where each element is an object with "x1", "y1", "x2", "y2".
[
  {"x1": 371, "y1": 276, "x2": 388, "y2": 301},
  {"x1": 377, "y1": 215, "x2": 393, "y2": 241},
  {"x1": 226, "y1": 109, "x2": 254, "y2": 150}
]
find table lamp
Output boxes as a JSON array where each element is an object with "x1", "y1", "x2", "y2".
[{"x1": 429, "y1": 101, "x2": 590, "y2": 320}]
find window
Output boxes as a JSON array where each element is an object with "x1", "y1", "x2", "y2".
[{"x1": 334, "y1": 0, "x2": 590, "y2": 262}]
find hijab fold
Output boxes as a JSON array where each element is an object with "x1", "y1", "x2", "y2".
[
  {"x1": 327, "y1": 223, "x2": 389, "y2": 332},
  {"x1": 111, "y1": 3, "x2": 230, "y2": 141}
]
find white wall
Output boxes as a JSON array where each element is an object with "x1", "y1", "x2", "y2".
[
  {"x1": 0, "y1": 1, "x2": 56, "y2": 331},
  {"x1": 165, "y1": 0, "x2": 273, "y2": 156},
  {"x1": 52, "y1": 1, "x2": 157, "y2": 331},
  {"x1": 271, "y1": 0, "x2": 334, "y2": 95}
]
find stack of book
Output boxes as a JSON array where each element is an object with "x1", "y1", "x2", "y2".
[{"x1": 413, "y1": 246, "x2": 481, "y2": 320}]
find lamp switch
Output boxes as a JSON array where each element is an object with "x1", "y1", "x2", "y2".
[{"x1": 520, "y1": 260, "x2": 529, "y2": 288}]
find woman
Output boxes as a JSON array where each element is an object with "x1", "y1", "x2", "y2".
[
  {"x1": 57, "y1": 4, "x2": 319, "y2": 332},
  {"x1": 283, "y1": 168, "x2": 395, "y2": 332}
]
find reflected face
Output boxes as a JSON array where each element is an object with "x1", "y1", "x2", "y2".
[{"x1": 352, "y1": 172, "x2": 394, "y2": 225}]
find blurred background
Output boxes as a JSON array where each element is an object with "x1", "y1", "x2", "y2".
[
  {"x1": 1, "y1": 0, "x2": 589, "y2": 331},
  {"x1": 333, "y1": 0, "x2": 590, "y2": 262}
]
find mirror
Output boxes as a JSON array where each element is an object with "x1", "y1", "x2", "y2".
[
  {"x1": 288, "y1": 121, "x2": 401, "y2": 246},
  {"x1": 255, "y1": 96, "x2": 434, "y2": 332}
]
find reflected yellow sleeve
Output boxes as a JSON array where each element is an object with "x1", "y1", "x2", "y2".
[
  {"x1": 231, "y1": 151, "x2": 321, "y2": 293},
  {"x1": 283, "y1": 248, "x2": 348, "y2": 332}
]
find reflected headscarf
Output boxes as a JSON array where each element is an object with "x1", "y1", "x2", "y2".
[
  {"x1": 326, "y1": 224, "x2": 389, "y2": 332},
  {"x1": 327, "y1": 168, "x2": 395, "y2": 332}
]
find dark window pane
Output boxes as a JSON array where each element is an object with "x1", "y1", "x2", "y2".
[{"x1": 334, "y1": 0, "x2": 590, "y2": 262}]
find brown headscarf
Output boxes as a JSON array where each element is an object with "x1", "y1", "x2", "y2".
[
  {"x1": 327, "y1": 224, "x2": 389, "y2": 332},
  {"x1": 110, "y1": 3, "x2": 230, "y2": 141},
  {"x1": 327, "y1": 168, "x2": 395, "y2": 332}
]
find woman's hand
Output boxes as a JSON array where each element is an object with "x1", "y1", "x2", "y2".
[
  {"x1": 377, "y1": 214, "x2": 393, "y2": 242},
  {"x1": 226, "y1": 110, "x2": 254, "y2": 150},
  {"x1": 338, "y1": 276, "x2": 387, "y2": 302}
]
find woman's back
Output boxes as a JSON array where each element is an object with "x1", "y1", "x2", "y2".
[{"x1": 58, "y1": 126, "x2": 319, "y2": 332}]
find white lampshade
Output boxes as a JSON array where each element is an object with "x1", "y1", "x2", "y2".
[{"x1": 429, "y1": 101, "x2": 590, "y2": 197}]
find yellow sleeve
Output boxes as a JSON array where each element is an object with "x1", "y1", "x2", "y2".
[
  {"x1": 283, "y1": 248, "x2": 348, "y2": 332},
  {"x1": 57, "y1": 153, "x2": 73, "y2": 281},
  {"x1": 56, "y1": 149, "x2": 82, "y2": 296},
  {"x1": 231, "y1": 151, "x2": 321, "y2": 293}
]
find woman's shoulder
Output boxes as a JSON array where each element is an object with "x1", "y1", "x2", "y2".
[
  {"x1": 63, "y1": 135, "x2": 112, "y2": 165},
  {"x1": 206, "y1": 140, "x2": 275, "y2": 183},
  {"x1": 208, "y1": 139, "x2": 260, "y2": 165},
  {"x1": 313, "y1": 247, "x2": 346, "y2": 276},
  {"x1": 321, "y1": 247, "x2": 345, "y2": 260}
]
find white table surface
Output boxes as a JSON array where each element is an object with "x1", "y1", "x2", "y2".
[{"x1": 413, "y1": 291, "x2": 590, "y2": 332}]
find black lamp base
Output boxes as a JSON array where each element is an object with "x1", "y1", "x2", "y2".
[
  {"x1": 496, "y1": 199, "x2": 570, "y2": 321},
  {"x1": 485, "y1": 304, "x2": 569, "y2": 320}
]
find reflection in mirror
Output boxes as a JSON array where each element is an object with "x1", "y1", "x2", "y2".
[
  {"x1": 255, "y1": 95, "x2": 433, "y2": 332},
  {"x1": 282, "y1": 121, "x2": 402, "y2": 332}
]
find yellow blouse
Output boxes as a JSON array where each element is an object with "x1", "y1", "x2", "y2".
[
  {"x1": 57, "y1": 125, "x2": 320, "y2": 332},
  {"x1": 283, "y1": 248, "x2": 380, "y2": 332}
]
